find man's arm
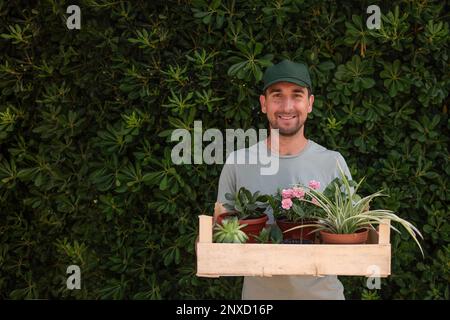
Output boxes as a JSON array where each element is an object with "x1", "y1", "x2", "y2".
[
  {"x1": 196, "y1": 156, "x2": 236, "y2": 253},
  {"x1": 215, "y1": 154, "x2": 236, "y2": 220}
]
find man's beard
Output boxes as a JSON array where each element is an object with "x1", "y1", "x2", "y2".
[{"x1": 268, "y1": 116, "x2": 305, "y2": 136}]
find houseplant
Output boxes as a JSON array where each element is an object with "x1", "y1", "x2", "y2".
[
  {"x1": 219, "y1": 187, "x2": 269, "y2": 243},
  {"x1": 213, "y1": 217, "x2": 248, "y2": 243},
  {"x1": 289, "y1": 164, "x2": 424, "y2": 255},
  {"x1": 268, "y1": 180, "x2": 324, "y2": 243},
  {"x1": 253, "y1": 224, "x2": 283, "y2": 244},
  {"x1": 212, "y1": 216, "x2": 282, "y2": 244}
]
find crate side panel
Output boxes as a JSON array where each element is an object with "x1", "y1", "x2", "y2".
[{"x1": 197, "y1": 243, "x2": 390, "y2": 277}]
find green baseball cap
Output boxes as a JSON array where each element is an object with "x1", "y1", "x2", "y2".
[{"x1": 262, "y1": 60, "x2": 312, "y2": 92}]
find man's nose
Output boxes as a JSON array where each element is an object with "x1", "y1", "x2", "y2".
[{"x1": 281, "y1": 98, "x2": 295, "y2": 111}]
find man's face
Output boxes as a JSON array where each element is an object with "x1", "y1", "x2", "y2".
[{"x1": 260, "y1": 82, "x2": 314, "y2": 136}]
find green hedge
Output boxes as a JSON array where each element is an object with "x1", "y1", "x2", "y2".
[{"x1": 0, "y1": 0, "x2": 448, "y2": 299}]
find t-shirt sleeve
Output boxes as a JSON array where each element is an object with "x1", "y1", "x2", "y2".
[{"x1": 216, "y1": 154, "x2": 236, "y2": 204}]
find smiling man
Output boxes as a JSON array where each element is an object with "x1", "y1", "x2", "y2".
[
  {"x1": 260, "y1": 61, "x2": 313, "y2": 157},
  {"x1": 216, "y1": 59, "x2": 353, "y2": 299}
]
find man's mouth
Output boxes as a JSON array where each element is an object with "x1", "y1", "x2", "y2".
[{"x1": 278, "y1": 115, "x2": 296, "y2": 120}]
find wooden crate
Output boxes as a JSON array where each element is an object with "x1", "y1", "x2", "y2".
[{"x1": 196, "y1": 215, "x2": 391, "y2": 278}]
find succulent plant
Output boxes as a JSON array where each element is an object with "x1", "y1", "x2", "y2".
[
  {"x1": 213, "y1": 217, "x2": 248, "y2": 243},
  {"x1": 223, "y1": 187, "x2": 269, "y2": 219},
  {"x1": 254, "y1": 224, "x2": 283, "y2": 244}
]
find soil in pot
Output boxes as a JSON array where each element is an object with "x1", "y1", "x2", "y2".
[
  {"x1": 217, "y1": 212, "x2": 268, "y2": 243},
  {"x1": 282, "y1": 239, "x2": 314, "y2": 244},
  {"x1": 320, "y1": 229, "x2": 369, "y2": 244}
]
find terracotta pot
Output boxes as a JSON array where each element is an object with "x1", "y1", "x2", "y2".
[
  {"x1": 276, "y1": 219, "x2": 317, "y2": 241},
  {"x1": 217, "y1": 212, "x2": 268, "y2": 243},
  {"x1": 320, "y1": 229, "x2": 369, "y2": 244}
]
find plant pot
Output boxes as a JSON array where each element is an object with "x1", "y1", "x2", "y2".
[
  {"x1": 320, "y1": 229, "x2": 369, "y2": 244},
  {"x1": 276, "y1": 219, "x2": 316, "y2": 241},
  {"x1": 217, "y1": 212, "x2": 268, "y2": 243}
]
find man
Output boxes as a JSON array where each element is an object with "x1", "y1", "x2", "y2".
[{"x1": 215, "y1": 59, "x2": 352, "y2": 300}]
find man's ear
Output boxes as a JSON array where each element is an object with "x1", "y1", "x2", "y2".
[
  {"x1": 260, "y1": 94, "x2": 267, "y2": 114},
  {"x1": 307, "y1": 94, "x2": 314, "y2": 113}
]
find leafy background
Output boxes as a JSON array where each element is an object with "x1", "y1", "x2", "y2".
[{"x1": 0, "y1": 0, "x2": 448, "y2": 299}]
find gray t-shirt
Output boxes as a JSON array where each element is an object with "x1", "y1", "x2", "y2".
[{"x1": 216, "y1": 138, "x2": 352, "y2": 300}]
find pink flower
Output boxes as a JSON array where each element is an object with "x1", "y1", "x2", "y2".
[
  {"x1": 281, "y1": 198, "x2": 293, "y2": 210},
  {"x1": 308, "y1": 180, "x2": 321, "y2": 190},
  {"x1": 282, "y1": 189, "x2": 294, "y2": 199},
  {"x1": 292, "y1": 187, "x2": 305, "y2": 199}
]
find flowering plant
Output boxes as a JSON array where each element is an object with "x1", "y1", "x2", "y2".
[{"x1": 268, "y1": 180, "x2": 324, "y2": 222}]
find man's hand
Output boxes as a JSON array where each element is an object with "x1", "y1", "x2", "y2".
[
  {"x1": 195, "y1": 202, "x2": 225, "y2": 255},
  {"x1": 214, "y1": 202, "x2": 227, "y2": 221}
]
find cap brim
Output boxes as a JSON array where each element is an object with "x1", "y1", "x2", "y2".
[{"x1": 263, "y1": 77, "x2": 311, "y2": 92}]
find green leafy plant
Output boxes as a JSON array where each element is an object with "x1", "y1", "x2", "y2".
[
  {"x1": 254, "y1": 225, "x2": 283, "y2": 244},
  {"x1": 361, "y1": 289, "x2": 381, "y2": 300},
  {"x1": 223, "y1": 187, "x2": 269, "y2": 219},
  {"x1": 213, "y1": 217, "x2": 248, "y2": 243},
  {"x1": 344, "y1": 15, "x2": 374, "y2": 57},
  {"x1": 373, "y1": 6, "x2": 411, "y2": 51},
  {"x1": 227, "y1": 41, "x2": 274, "y2": 82},
  {"x1": 333, "y1": 55, "x2": 375, "y2": 93},
  {"x1": 419, "y1": 20, "x2": 449, "y2": 51},
  {"x1": 1, "y1": 23, "x2": 32, "y2": 45},
  {"x1": 380, "y1": 60, "x2": 411, "y2": 97},
  {"x1": 295, "y1": 163, "x2": 424, "y2": 256}
]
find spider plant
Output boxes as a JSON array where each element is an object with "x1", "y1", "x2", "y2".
[{"x1": 289, "y1": 162, "x2": 424, "y2": 256}]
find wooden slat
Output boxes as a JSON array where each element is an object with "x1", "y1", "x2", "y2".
[
  {"x1": 197, "y1": 242, "x2": 391, "y2": 277},
  {"x1": 198, "y1": 215, "x2": 213, "y2": 243},
  {"x1": 378, "y1": 219, "x2": 391, "y2": 245}
]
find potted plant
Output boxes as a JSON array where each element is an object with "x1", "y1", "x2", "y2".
[
  {"x1": 213, "y1": 217, "x2": 248, "y2": 243},
  {"x1": 268, "y1": 180, "x2": 323, "y2": 243},
  {"x1": 290, "y1": 164, "x2": 424, "y2": 255},
  {"x1": 254, "y1": 224, "x2": 283, "y2": 244},
  {"x1": 218, "y1": 187, "x2": 269, "y2": 243}
]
